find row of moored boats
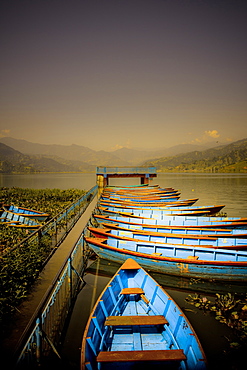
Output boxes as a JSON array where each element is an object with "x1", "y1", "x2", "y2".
[{"x1": 81, "y1": 183, "x2": 247, "y2": 369}]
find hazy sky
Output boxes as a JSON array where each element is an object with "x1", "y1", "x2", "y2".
[{"x1": 1, "y1": 0, "x2": 247, "y2": 151}]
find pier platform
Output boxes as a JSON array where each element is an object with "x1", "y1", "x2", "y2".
[{"x1": 96, "y1": 166, "x2": 157, "y2": 187}]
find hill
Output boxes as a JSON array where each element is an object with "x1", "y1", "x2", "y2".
[
  {"x1": 0, "y1": 137, "x2": 221, "y2": 167},
  {"x1": 111, "y1": 143, "x2": 221, "y2": 165},
  {"x1": 0, "y1": 137, "x2": 246, "y2": 173},
  {"x1": 142, "y1": 139, "x2": 247, "y2": 173},
  {"x1": 0, "y1": 138, "x2": 130, "y2": 166},
  {"x1": 0, "y1": 143, "x2": 95, "y2": 174}
]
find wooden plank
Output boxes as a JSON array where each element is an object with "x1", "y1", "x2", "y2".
[
  {"x1": 97, "y1": 349, "x2": 186, "y2": 362},
  {"x1": 104, "y1": 315, "x2": 168, "y2": 326},
  {"x1": 121, "y1": 287, "x2": 144, "y2": 295}
]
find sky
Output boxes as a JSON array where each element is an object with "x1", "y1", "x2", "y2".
[{"x1": 0, "y1": 0, "x2": 247, "y2": 152}]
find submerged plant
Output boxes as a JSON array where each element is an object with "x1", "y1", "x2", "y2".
[{"x1": 185, "y1": 292, "x2": 247, "y2": 344}]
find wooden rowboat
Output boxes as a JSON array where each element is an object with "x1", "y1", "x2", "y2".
[
  {"x1": 101, "y1": 192, "x2": 181, "y2": 201},
  {"x1": 2, "y1": 205, "x2": 49, "y2": 221},
  {"x1": 87, "y1": 226, "x2": 247, "y2": 249},
  {"x1": 85, "y1": 236, "x2": 247, "y2": 281},
  {"x1": 98, "y1": 204, "x2": 225, "y2": 217},
  {"x1": 101, "y1": 221, "x2": 247, "y2": 238},
  {"x1": 81, "y1": 258, "x2": 207, "y2": 370},
  {"x1": 100, "y1": 194, "x2": 181, "y2": 203},
  {"x1": 99, "y1": 198, "x2": 199, "y2": 208},
  {"x1": 99, "y1": 199, "x2": 199, "y2": 208},
  {"x1": 93, "y1": 214, "x2": 247, "y2": 229},
  {"x1": 0, "y1": 209, "x2": 42, "y2": 229}
]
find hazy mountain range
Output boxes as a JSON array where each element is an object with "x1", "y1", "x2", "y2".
[{"x1": 0, "y1": 137, "x2": 246, "y2": 173}]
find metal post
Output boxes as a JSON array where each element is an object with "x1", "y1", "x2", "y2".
[{"x1": 35, "y1": 317, "x2": 42, "y2": 365}]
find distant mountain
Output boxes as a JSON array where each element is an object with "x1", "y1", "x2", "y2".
[
  {"x1": 0, "y1": 137, "x2": 222, "y2": 167},
  {"x1": 142, "y1": 138, "x2": 247, "y2": 173},
  {"x1": 111, "y1": 143, "x2": 221, "y2": 165},
  {"x1": 1, "y1": 137, "x2": 246, "y2": 173},
  {"x1": 0, "y1": 142, "x2": 95, "y2": 173},
  {"x1": 0, "y1": 138, "x2": 130, "y2": 166}
]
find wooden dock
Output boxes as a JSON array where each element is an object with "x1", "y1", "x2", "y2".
[{"x1": 96, "y1": 166, "x2": 157, "y2": 187}]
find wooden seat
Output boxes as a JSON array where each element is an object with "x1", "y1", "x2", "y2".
[
  {"x1": 121, "y1": 288, "x2": 144, "y2": 295},
  {"x1": 104, "y1": 315, "x2": 168, "y2": 326},
  {"x1": 97, "y1": 349, "x2": 186, "y2": 362}
]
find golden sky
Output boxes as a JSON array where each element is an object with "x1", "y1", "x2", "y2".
[{"x1": 1, "y1": 0, "x2": 247, "y2": 151}]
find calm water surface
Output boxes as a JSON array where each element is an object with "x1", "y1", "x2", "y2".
[
  {"x1": 1, "y1": 172, "x2": 247, "y2": 369},
  {"x1": 1, "y1": 172, "x2": 246, "y2": 217}
]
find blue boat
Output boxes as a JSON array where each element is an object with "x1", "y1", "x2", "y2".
[
  {"x1": 0, "y1": 209, "x2": 42, "y2": 229},
  {"x1": 100, "y1": 221, "x2": 247, "y2": 238},
  {"x1": 100, "y1": 196, "x2": 182, "y2": 205},
  {"x1": 94, "y1": 214, "x2": 247, "y2": 229},
  {"x1": 102, "y1": 191, "x2": 180, "y2": 200},
  {"x1": 88, "y1": 226, "x2": 247, "y2": 249},
  {"x1": 101, "y1": 192, "x2": 181, "y2": 201},
  {"x1": 98, "y1": 204, "x2": 225, "y2": 217},
  {"x1": 81, "y1": 258, "x2": 207, "y2": 370},
  {"x1": 85, "y1": 236, "x2": 247, "y2": 281},
  {"x1": 2, "y1": 205, "x2": 50, "y2": 221},
  {"x1": 99, "y1": 198, "x2": 199, "y2": 207}
]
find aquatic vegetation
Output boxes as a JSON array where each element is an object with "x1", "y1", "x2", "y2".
[
  {"x1": 0, "y1": 187, "x2": 85, "y2": 218},
  {"x1": 0, "y1": 225, "x2": 28, "y2": 253},
  {"x1": 0, "y1": 187, "x2": 86, "y2": 323},
  {"x1": 0, "y1": 234, "x2": 52, "y2": 320},
  {"x1": 0, "y1": 187, "x2": 86, "y2": 252},
  {"x1": 185, "y1": 292, "x2": 247, "y2": 344}
]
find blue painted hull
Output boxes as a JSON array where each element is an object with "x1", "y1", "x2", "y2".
[
  {"x1": 81, "y1": 258, "x2": 207, "y2": 370},
  {"x1": 0, "y1": 209, "x2": 41, "y2": 229},
  {"x1": 88, "y1": 226, "x2": 247, "y2": 248},
  {"x1": 94, "y1": 214, "x2": 247, "y2": 229},
  {"x1": 3, "y1": 205, "x2": 49, "y2": 221},
  {"x1": 101, "y1": 194, "x2": 181, "y2": 202},
  {"x1": 99, "y1": 198, "x2": 199, "y2": 208},
  {"x1": 85, "y1": 237, "x2": 247, "y2": 281},
  {"x1": 100, "y1": 221, "x2": 247, "y2": 238},
  {"x1": 98, "y1": 204, "x2": 225, "y2": 217}
]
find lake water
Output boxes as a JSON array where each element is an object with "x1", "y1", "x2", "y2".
[
  {"x1": 1, "y1": 172, "x2": 247, "y2": 369},
  {"x1": 1, "y1": 172, "x2": 247, "y2": 217}
]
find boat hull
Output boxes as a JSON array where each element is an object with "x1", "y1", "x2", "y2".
[
  {"x1": 94, "y1": 214, "x2": 247, "y2": 229},
  {"x1": 2, "y1": 205, "x2": 49, "y2": 221},
  {"x1": 85, "y1": 237, "x2": 247, "y2": 282},
  {"x1": 101, "y1": 222, "x2": 247, "y2": 238},
  {"x1": 81, "y1": 258, "x2": 207, "y2": 370},
  {"x1": 88, "y1": 226, "x2": 247, "y2": 249}
]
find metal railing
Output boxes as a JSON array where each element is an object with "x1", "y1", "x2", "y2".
[
  {"x1": 96, "y1": 166, "x2": 157, "y2": 174},
  {"x1": 15, "y1": 228, "x2": 92, "y2": 368},
  {"x1": 3, "y1": 185, "x2": 97, "y2": 260},
  {"x1": 13, "y1": 188, "x2": 98, "y2": 368}
]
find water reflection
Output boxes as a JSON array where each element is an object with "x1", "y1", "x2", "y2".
[{"x1": 61, "y1": 257, "x2": 246, "y2": 370}]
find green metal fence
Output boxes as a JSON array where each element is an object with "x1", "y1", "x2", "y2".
[
  {"x1": 1, "y1": 186, "x2": 97, "y2": 368},
  {"x1": 15, "y1": 231, "x2": 92, "y2": 368},
  {"x1": 2, "y1": 185, "x2": 97, "y2": 261}
]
